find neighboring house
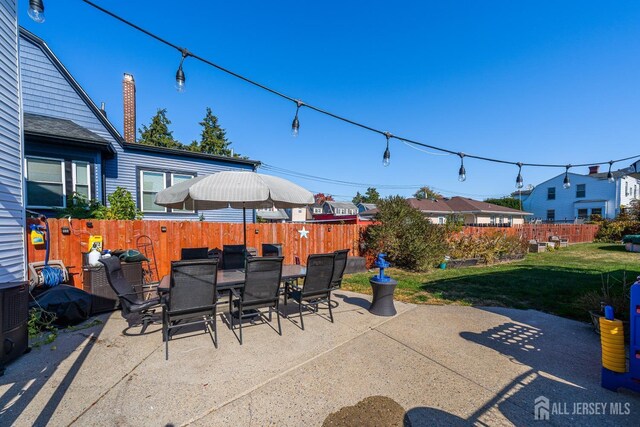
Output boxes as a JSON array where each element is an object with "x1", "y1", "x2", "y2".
[
  {"x1": 256, "y1": 208, "x2": 289, "y2": 223},
  {"x1": 408, "y1": 197, "x2": 531, "y2": 226},
  {"x1": 523, "y1": 165, "x2": 640, "y2": 222},
  {"x1": 407, "y1": 198, "x2": 454, "y2": 224},
  {"x1": 356, "y1": 203, "x2": 376, "y2": 213},
  {"x1": 311, "y1": 201, "x2": 358, "y2": 223},
  {"x1": 285, "y1": 207, "x2": 307, "y2": 223},
  {"x1": 0, "y1": 0, "x2": 25, "y2": 282},
  {"x1": 19, "y1": 28, "x2": 259, "y2": 222}
]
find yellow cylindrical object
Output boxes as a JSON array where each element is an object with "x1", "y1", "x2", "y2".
[{"x1": 599, "y1": 317, "x2": 626, "y2": 373}]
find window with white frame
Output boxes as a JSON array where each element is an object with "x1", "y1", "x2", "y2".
[
  {"x1": 171, "y1": 173, "x2": 195, "y2": 212},
  {"x1": 72, "y1": 161, "x2": 90, "y2": 199},
  {"x1": 140, "y1": 170, "x2": 197, "y2": 213},
  {"x1": 438, "y1": 217, "x2": 444, "y2": 224},
  {"x1": 26, "y1": 157, "x2": 65, "y2": 208},
  {"x1": 140, "y1": 170, "x2": 167, "y2": 212}
]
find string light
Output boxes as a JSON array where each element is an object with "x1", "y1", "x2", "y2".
[
  {"x1": 563, "y1": 165, "x2": 571, "y2": 189},
  {"x1": 458, "y1": 153, "x2": 466, "y2": 182},
  {"x1": 28, "y1": 0, "x2": 45, "y2": 23},
  {"x1": 175, "y1": 49, "x2": 189, "y2": 92},
  {"x1": 515, "y1": 162, "x2": 524, "y2": 189},
  {"x1": 607, "y1": 161, "x2": 615, "y2": 183},
  {"x1": 58, "y1": 1, "x2": 640, "y2": 181},
  {"x1": 291, "y1": 100, "x2": 302, "y2": 137},
  {"x1": 383, "y1": 132, "x2": 391, "y2": 167}
]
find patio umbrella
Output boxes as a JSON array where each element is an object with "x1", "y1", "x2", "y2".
[{"x1": 154, "y1": 170, "x2": 314, "y2": 247}]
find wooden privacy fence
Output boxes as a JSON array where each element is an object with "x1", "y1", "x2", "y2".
[
  {"x1": 26, "y1": 219, "x2": 599, "y2": 288},
  {"x1": 26, "y1": 219, "x2": 365, "y2": 287},
  {"x1": 462, "y1": 224, "x2": 600, "y2": 243}
]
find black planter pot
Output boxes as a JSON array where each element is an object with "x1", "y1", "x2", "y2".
[{"x1": 369, "y1": 278, "x2": 398, "y2": 316}]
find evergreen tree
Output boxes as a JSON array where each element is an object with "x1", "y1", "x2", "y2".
[
  {"x1": 192, "y1": 107, "x2": 237, "y2": 157},
  {"x1": 353, "y1": 187, "x2": 381, "y2": 204},
  {"x1": 138, "y1": 108, "x2": 181, "y2": 149},
  {"x1": 414, "y1": 186, "x2": 442, "y2": 200}
]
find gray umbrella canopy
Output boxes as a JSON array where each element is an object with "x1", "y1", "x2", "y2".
[{"x1": 154, "y1": 170, "x2": 314, "y2": 211}]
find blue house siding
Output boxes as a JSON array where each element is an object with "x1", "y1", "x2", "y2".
[
  {"x1": 18, "y1": 29, "x2": 259, "y2": 223},
  {"x1": 0, "y1": 0, "x2": 25, "y2": 281}
]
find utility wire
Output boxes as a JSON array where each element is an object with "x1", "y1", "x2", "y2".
[{"x1": 79, "y1": 0, "x2": 640, "y2": 170}]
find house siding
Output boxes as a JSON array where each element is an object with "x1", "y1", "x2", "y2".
[
  {"x1": 18, "y1": 30, "x2": 255, "y2": 223},
  {"x1": 0, "y1": 0, "x2": 25, "y2": 281}
]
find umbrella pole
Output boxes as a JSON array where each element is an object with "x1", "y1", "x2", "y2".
[{"x1": 243, "y1": 204, "x2": 247, "y2": 249}]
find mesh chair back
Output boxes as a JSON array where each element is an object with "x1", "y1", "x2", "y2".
[
  {"x1": 222, "y1": 245, "x2": 246, "y2": 269},
  {"x1": 331, "y1": 249, "x2": 350, "y2": 287},
  {"x1": 99, "y1": 256, "x2": 140, "y2": 311},
  {"x1": 302, "y1": 254, "x2": 335, "y2": 296},
  {"x1": 169, "y1": 259, "x2": 218, "y2": 312},
  {"x1": 242, "y1": 257, "x2": 283, "y2": 305},
  {"x1": 262, "y1": 243, "x2": 283, "y2": 257},
  {"x1": 181, "y1": 247, "x2": 209, "y2": 260}
]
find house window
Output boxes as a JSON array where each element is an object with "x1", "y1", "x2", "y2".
[
  {"x1": 171, "y1": 173, "x2": 195, "y2": 212},
  {"x1": 591, "y1": 208, "x2": 602, "y2": 217},
  {"x1": 72, "y1": 161, "x2": 90, "y2": 199},
  {"x1": 577, "y1": 209, "x2": 588, "y2": 219},
  {"x1": 490, "y1": 215, "x2": 496, "y2": 225},
  {"x1": 625, "y1": 182, "x2": 629, "y2": 196},
  {"x1": 140, "y1": 171, "x2": 167, "y2": 212},
  {"x1": 547, "y1": 187, "x2": 555, "y2": 200},
  {"x1": 438, "y1": 217, "x2": 444, "y2": 224},
  {"x1": 546, "y1": 210, "x2": 555, "y2": 222},
  {"x1": 26, "y1": 157, "x2": 65, "y2": 208},
  {"x1": 576, "y1": 184, "x2": 586, "y2": 198}
]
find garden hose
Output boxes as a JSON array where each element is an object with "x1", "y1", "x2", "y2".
[{"x1": 600, "y1": 315, "x2": 626, "y2": 373}]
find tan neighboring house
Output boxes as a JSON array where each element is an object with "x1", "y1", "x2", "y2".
[{"x1": 408, "y1": 197, "x2": 532, "y2": 226}]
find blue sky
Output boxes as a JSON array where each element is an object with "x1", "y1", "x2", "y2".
[{"x1": 19, "y1": 1, "x2": 640, "y2": 201}]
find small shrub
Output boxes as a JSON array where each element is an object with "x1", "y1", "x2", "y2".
[
  {"x1": 594, "y1": 219, "x2": 640, "y2": 243},
  {"x1": 28, "y1": 308, "x2": 58, "y2": 347},
  {"x1": 363, "y1": 196, "x2": 448, "y2": 271},
  {"x1": 576, "y1": 272, "x2": 632, "y2": 321},
  {"x1": 56, "y1": 193, "x2": 108, "y2": 219},
  {"x1": 96, "y1": 187, "x2": 142, "y2": 220}
]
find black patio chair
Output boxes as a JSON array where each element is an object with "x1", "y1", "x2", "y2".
[
  {"x1": 99, "y1": 257, "x2": 161, "y2": 334},
  {"x1": 262, "y1": 243, "x2": 283, "y2": 257},
  {"x1": 180, "y1": 247, "x2": 209, "y2": 260},
  {"x1": 284, "y1": 253, "x2": 335, "y2": 330},
  {"x1": 162, "y1": 259, "x2": 219, "y2": 360},
  {"x1": 222, "y1": 245, "x2": 246, "y2": 269},
  {"x1": 229, "y1": 257, "x2": 284, "y2": 344},
  {"x1": 331, "y1": 249, "x2": 350, "y2": 290}
]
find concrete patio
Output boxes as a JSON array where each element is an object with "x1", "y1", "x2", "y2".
[{"x1": 1, "y1": 290, "x2": 638, "y2": 426}]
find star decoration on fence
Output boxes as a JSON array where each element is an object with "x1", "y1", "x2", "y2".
[{"x1": 298, "y1": 226, "x2": 309, "y2": 239}]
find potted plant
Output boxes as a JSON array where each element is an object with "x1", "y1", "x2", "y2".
[{"x1": 578, "y1": 272, "x2": 631, "y2": 341}]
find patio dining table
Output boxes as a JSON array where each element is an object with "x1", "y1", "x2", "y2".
[{"x1": 157, "y1": 264, "x2": 307, "y2": 293}]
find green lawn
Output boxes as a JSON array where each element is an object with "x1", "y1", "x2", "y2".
[{"x1": 341, "y1": 243, "x2": 640, "y2": 321}]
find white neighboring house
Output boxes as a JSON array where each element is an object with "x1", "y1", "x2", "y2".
[{"x1": 523, "y1": 165, "x2": 640, "y2": 222}]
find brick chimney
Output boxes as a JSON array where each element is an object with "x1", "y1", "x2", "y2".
[
  {"x1": 588, "y1": 165, "x2": 600, "y2": 175},
  {"x1": 123, "y1": 73, "x2": 136, "y2": 143}
]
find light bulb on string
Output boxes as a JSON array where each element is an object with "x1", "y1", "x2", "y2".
[
  {"x1": 458, "y1": 153, "x2": 466, "y2": 182},
  {"x1": 607, "y1": 161, "x2": 615, "y2": 183},
  {"x1": 291, "y1": 100, "x2": 303, "y2": 137},
  {"x1": 28, "y1": 0, "x2": 45, "y2": 23},
  {"x1": 563, "y1": 165, "x2": 571, "y2": 189},
  {"x1": 515, "y1": 162, "x2": 524, "y2": 189},
  {"x1": 175, "y1": 49, "x2": 189, "y2": 92},
  {"x1": 382, "y1": 132, "x2": 391, "y2": 167}
]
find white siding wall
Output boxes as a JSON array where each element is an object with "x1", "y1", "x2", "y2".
[
  {"x1": 0, "y1": 0, "x2": 24, "y2": 281},
  {"x1": 524, "y1": 173, "x2": 628, "y2": 221}
]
